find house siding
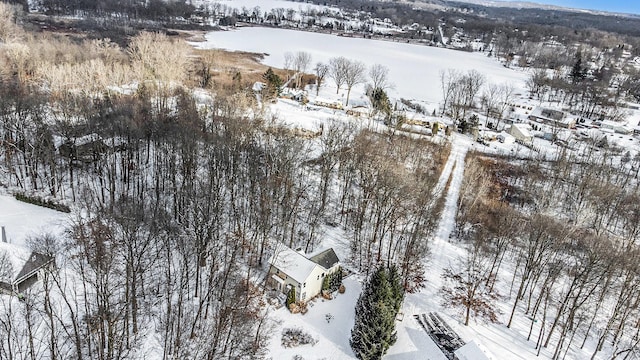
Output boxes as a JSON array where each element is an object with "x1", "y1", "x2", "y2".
[{"x1": 267, "y1": 265, "x2": 301, "y2": 298}]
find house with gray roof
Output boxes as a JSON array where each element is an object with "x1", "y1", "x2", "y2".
[
  {"x1": 268, "y1": 244, "x2": 340, "y2": 303},
  {"x1": 0, "y1": 241, "x2": 54, "y2": 295}
]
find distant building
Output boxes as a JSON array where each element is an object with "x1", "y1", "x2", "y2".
[
  {"x1": 313, "y1": 98, "x2": 343, "y2": 110},
  {"x1": 528, "y1": 107, "x2": 576, "y2": 129},
  {"x1": 508, "y1": 123, "x2": 534, "y2": 144},
  {"x1": 597, "y1": 120, "x2": 633, "y2": 134}
]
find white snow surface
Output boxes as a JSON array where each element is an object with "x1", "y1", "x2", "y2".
[
  {"x1": 0, "y1": 194, "x2": 69, "y2": 247},
  {"x1": 267, "y1": 277, "x2": 362, "y2": 360},
  {"x1": 455, "y1": 340, "x2": 496, "y2": 360},
  {"x1": 193, "y1": 27, "x2": 529, "y2": 106}
]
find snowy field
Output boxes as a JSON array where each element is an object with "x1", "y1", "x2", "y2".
[
  {"x1": 0, "y1": 194, "x2": 69, "y2": 247},
  {"x1": 193, "y1": 27, "x2": 530, "y2": 108}
]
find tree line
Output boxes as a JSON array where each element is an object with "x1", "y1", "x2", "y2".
[{"x1": 448, "y1": 147, "x2": 640, "y2": 359}]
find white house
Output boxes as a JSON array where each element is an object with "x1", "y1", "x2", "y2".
[
  {"x1": 268, "y1": 244, "x2": 340, "y2": 303},
  {"x1": 508, "y1": 123, "x2": 534, "y2": 144},
  {"x1": 0, "y1": 240, "x2": 54, "y2": 295}
]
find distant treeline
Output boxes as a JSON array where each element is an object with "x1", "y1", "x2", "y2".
[{"x1": 5, "y1": 0, "x2": 197, "y2": 21}]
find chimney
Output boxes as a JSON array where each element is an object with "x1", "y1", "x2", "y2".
[{"x1": 1, "y1": 226, "x2": 6, "y2": 243}]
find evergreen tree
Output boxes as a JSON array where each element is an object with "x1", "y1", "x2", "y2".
[
  {"x1": 570, "y1": 52, "x2": 586, "y2": 83},
  {"x1": 262, "y1": 68, "x2": 283, "y2": 102},
  {"x1": 350, "y1": 265, "x2": 404, "y2": 360},
  {"x1": 322, "y1": 273, "x2": 331, "y2": 291},
  {"x1": 367, "y1": 87, "x2": 392, "y2": 119},
  {"x1": 388, "y1": 265, "x2": 405, "y2": 314}
]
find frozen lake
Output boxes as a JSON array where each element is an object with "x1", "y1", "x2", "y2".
[{"x1": 193, "y1": 27, "x2": 530, "y2": 106}]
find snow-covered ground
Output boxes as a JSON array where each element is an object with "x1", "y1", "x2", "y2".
[
  {"x1": 266, "y1": 277, "x2": 362, "y2": 360},
  {"x1": 0, "y1": 194, "x2": 69, "y2": 247},
  {"x1": 193, "y1": 27, "x2": 529, "y2": 109}
]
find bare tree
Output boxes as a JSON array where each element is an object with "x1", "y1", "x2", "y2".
[
  {"x1": 481, "y1": 83, "x2": 500, "y2": 127},
  {"x1": 283, "y1": 51, "x2": 294, "y2": 81},
  {"x1": 314, "y1": 62, "x2": 329, "y2": 95},
  {"x1": 329, "y1": 56, "x2": 349, "y2": 94},
  {"x1": 369, "y1": 64, "x2": 392, "y2": 91},
  {"x1": 495, "y1": 83, "x2": 515, "y2": 130},
  {"x1": 343, "y1": 59, "x2": 366, "y2": 106},
  {"x1": 441, "y1": 236, "x2": 500, "y2": 326},
  {"x1": 293, "y1": 51, "x2": 312, "y2": 89},
  {"x1": 439, "y1": 69, "x2": 462, "y2": 116}
]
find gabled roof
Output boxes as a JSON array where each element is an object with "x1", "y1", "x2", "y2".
[
  {"x1": 309, "y1": 248, "x2": 339, "y2": 270},
  {"x1": 269, "y1": 244, "x2": 318, "y2": 284},
  {"x1": 0, "y1": 242, "x2": 53, "y2": 287},
  {"x1": 0, "y1": 242, "x2": 31, "y2": 282},
  {"x1": 14, "y1": 252, "x2": 53, "y2": 285}
]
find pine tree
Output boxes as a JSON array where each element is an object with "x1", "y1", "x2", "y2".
[
  {"x1": 570, "y1": 52, "x2": 586, "y2": 83},
  {"x1": 322, "y1": 273, "x2": 331, "y2": 291},
  {"x1": 388, "y1": 265, "x2": 405, "y2": 314},
  {"x1": 262, "y1": 67, "x2": 283, "y2": 102},
  {"x1": 350, "y1": 265, "x2": 404, "y2": 360}
]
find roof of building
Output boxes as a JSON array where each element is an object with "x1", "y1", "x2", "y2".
[
  {"x1": 14, "y1": 252, "x2": 53, "y2": 284},
  {"x1": 309, "y1": 248, "x2": 340, "y2": 270},
  {"x1": 0, "y1": 242, "x2": 31, "y2": 282},
  {"x1": 454, "y1": 340, "x2": 495, "y2": 360},
  {"x1": 0, "y1": 242, "x2": 53, "y2": 287},
  {"x1": 269, "y1": 244, "x2": 318, "y2": 284},
  {"x1": 510, "y1": 123, "x2": 533, "y2": 138}
]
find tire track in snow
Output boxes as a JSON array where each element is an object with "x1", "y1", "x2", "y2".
[{"x1": 426, "y1": 137, "x2": 469, "y2": 296}]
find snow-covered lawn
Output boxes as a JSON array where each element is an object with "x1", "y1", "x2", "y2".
[
  {"x1": 0, "y1": 194, "x2": 69, "y2": 247},
  {"x1": 266, "y1": 277, "x2": 362, "y2": 360}
]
